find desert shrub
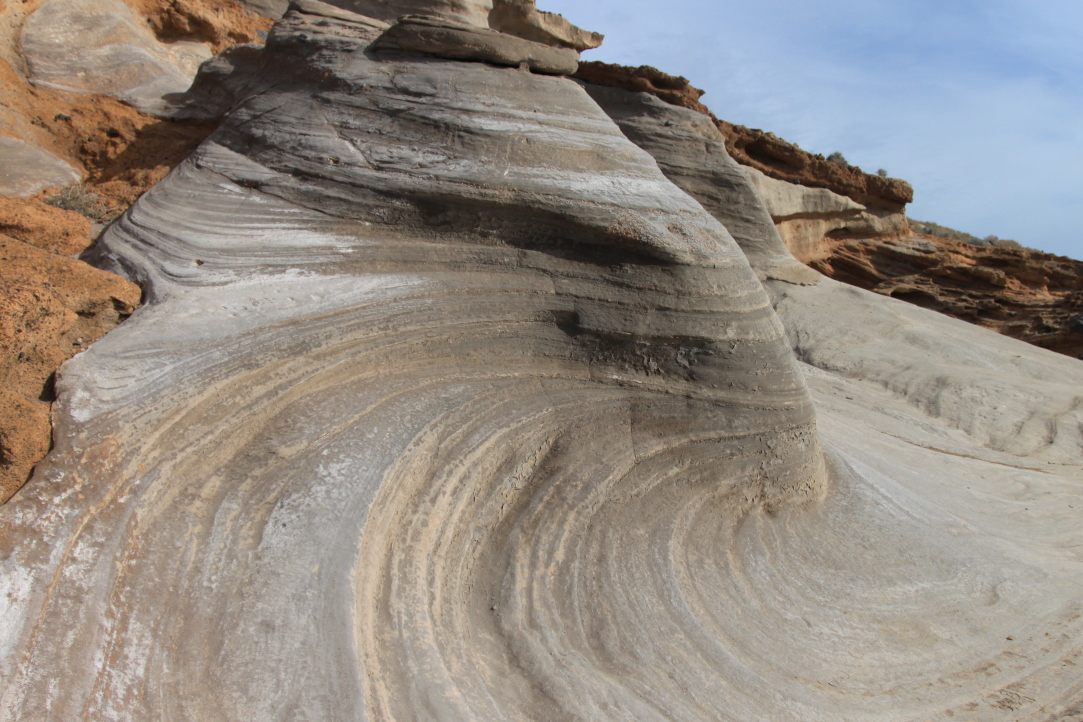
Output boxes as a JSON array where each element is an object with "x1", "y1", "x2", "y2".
[
  {"x1": 876, "y1": 168, "x2": 889, "y2": 177},
  {"x1": 43, "y1": 184, "x2": 119, "y2": 223},
  {"x1": 827, "y1": 151, "x2": 848, "y2": 166}
]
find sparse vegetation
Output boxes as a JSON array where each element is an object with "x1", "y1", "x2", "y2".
[
  {"x1": 43, "y1": 184, "x2": 120, "y2": 224},
  {"x1": 908, "y1": 219, "x2": 983, "y2": 245},
  {"x1": 826, "y1": 151, "x2": 848, "y2": 166},
  {"x1": 910, "y1": 223, "x2": 1038, "y2": 252},
  {"x1": 876, "y1": 168, "x2": 889, "y2": 178}
]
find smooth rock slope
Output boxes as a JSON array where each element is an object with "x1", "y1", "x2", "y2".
[
  {"x1": 21, "y1": 0, "x2": 213, "y2": 116},
  {"x1": 0, "y1": 135, "x2": 81, "y2": 196}
]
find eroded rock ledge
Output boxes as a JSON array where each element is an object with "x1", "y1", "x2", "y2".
[
  {"x1": 573, "y1": 60, "x2": 914, "y2": 213},
  {"x1": 813, "y1": 234, "x2": 1083, "y2": 359}
]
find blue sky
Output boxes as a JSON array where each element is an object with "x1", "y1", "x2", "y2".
[{"x1": 544, "y1": 0, "x2": 1083, "y2": 259}]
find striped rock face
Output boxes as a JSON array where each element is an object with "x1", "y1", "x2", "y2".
[
  {"x1": 327, "y1": 0, "x2": 494, "y2": 26},
  {"x1": 0, "y1": 4, "x2": 823, "y2": 720},
  {"x1": 7, "y1": 3, "x2": 1082, "y2": 721}
]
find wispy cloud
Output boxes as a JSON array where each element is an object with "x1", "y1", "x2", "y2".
[{"x1": 545, "y1": 0, "x2": 1083, "y2": 258}]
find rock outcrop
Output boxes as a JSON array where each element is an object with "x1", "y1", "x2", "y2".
[
  {"x1": 2, "y1": 1, "x2": 1083, "y2": 720},
  {"x1": 746, "y1": 165, "x2": 909, "y2": 262},
  {"x1": 1, "y1": 3, "x2": 826, "y2": 718},
  {"x1": 374, "y1": 12, "x2": 579, "y2": 74},
  {"x1": 572, "y1": 62, "x2": 913, "y2": 213},
  {"x1": 0, "y1": 196, "x2": 141, "y2": 503},
  {"x1": 21, "y1": 0, "x2": 213, "y2": 116},
  {"x1": 489, "y1": 0, "x2": 603, "y2": 51},
  {"x1": 574, "y1": 60, "x2": 710, "y2": 115},
  {"x1": 582, "y1": 82, "x2": 819, "y2": 285},
  {"x1": 812, "y1": 233, "x2": 1083, "y2": 359},
  {"x1": 0, "y1": 135, "x2": 81, "y2": 196},
  {"x1": 573, "y1": 62, "x2": 914, "y2": 263},
  {"x1": 129, "y1": 0, "x2": 273, "y2": 51},
  {"x1": 716, "y1": 120, "x2": 914, "y2": 212},
  {"x1": 0, "y1": 0, "x2": 233, "y2": 504},
  {"x1": 572, "y1": 60, "x2": 1083, "y2": 364}
]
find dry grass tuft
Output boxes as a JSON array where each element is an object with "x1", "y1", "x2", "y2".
[{"x1": 43, "y1": 184, "x2": 121, "y2": 223}]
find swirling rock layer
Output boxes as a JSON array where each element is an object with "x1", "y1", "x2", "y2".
[
  {"x1": 2, "y1": 3, "x2": 1082, "y2": 720},
  {"x1": 1, "y1": 4, "x2": 823, "y2": 719}
]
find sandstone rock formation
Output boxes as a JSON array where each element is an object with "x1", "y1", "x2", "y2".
[
  {"x1": 575, "y1": 60, "x2": 1081, "y2": 363},
  {"x1": 2, "y1": 1, "x2": 1082, "y2": 720},
  {"x1": 489, "y1": 0, "x2": 603, "y2": 51},
  {"x1": 0, "y1": 196, "x2": 141, "y2": 503},
  {"x1": 581, "y1": 82, "x2": 819, "y2": 285},
  {"x1": 129, "y1": 0, "x2": 273, "y2": 52},
  {"x1": 1, "y1": 3, "x2": 825, "y2": 718},
  {"x1": 746, "y1": 165, "x2": 909, "y2": 263},
  {"x1": 21, "y1": 0, "x2": 213, "y2": 116},
  {"x1": 373, "y1": 12, "x2": 579, "y2": 74},
  {"x1": 574, "y1": 60, "x2": 710, "y2": 114},
  {"x1": 717, "y1": 120, "x2": 914, "y2": 212},
  {"x1": 0, "y1": 135, "x2": 81, "y2": 196},
  {"x1": 572, "y1": 62, "x2": 913, "y2": 215},
  {"x1": 573, "y1": 62, "x2": 913, "y2": 264},
  {"x1": 812, "y1": 233, "x2": 1083, "y2": 359},
  {"x1": 0, "y1": 0, "x2": 229, "y2": 503}
]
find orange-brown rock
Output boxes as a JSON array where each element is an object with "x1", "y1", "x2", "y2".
[
  {"x1": 1, "y1": 0, "x2": 241, "y2": 504},
  {"x1": 126, "y1": 0, "x2": 272, "y2": 52},
  {"x1": 573, "y1": 61, "x2": 711, "y2": 115},
  {"x1": 0, "y1": 196, "x2": 92, "y2": 253},
  {"x1": 1, "y1": 56, "x2": 219, "y2": 207},
  {"x1": 811, "y1": 234, "x2": 1083, "y2": 359},
  {"x1": 0, "y1": 231, "x2": 141, "y2": 502},
  {"x1": 715, "y1": 120, "x2": 913, "y2": 212}
]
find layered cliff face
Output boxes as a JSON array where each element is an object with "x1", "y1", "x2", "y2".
[
  {"x1": 1, "y1": 3, "x2": 826, "y2": 718},
  {"x1": 2, "y1": 2, "x2": 1083, "y2": 720},
  {"x1": 574, "y1": 62, "x2": 914, "y2": 263},
  {"x1": 0, "y1": 197, "x2": 141, "y2": 502},
  {"x1": 812, "y1": 234, "x2": 1083, "y2": 359},
  {"x1": 0, "y1": 0, "x2": 269, "y2": 499},
  {"x1": 576, "y1": 60, "x2": 1083, "y2": 361}
]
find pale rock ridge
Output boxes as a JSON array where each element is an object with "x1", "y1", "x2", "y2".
[
  {"x1": 746, "y1": 165, "x2": 910, "y2": 262},
  {"x1": 770, "y1": 278, "x2": 1083, "y2": 463},
  {"x1": 374, "y1": 13, "x2": 579, "y2": 74},
  {"x1": 489, "y1": 0, "x2": 603, "y2": 51},
  {"x1": 0, "y1": 2, "x2": 824, "y2": 718},
  {"x1": 322, "y1": 0, "x2": 492, "y2": 25},
  {"x1": 238, "y1": 0, "x2": 604, "y2": 50},
  {"x1": 237, "y1": 0, "x2": 292, "y2": 18},
  {"x1": 748, "y1": 165, "x2": 866, "y2": 219},
  {"x1": 0, "y1": 135, "x2": 81, "y2": 196},
  {"x1": 583, "y1": 83, "x2": 820, "y2": 285},
  {"x1": 20, "y1": 0, "x2": 212, "y2": 117}
]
